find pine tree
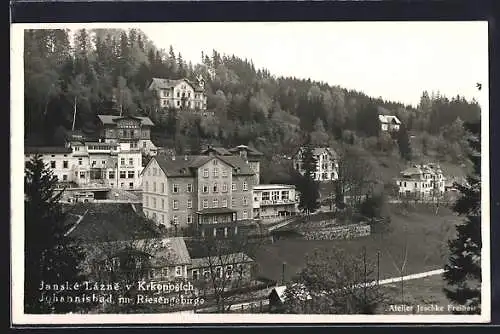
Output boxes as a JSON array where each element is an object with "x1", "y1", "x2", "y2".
[
  {"x1": 297, "y1": 137, "x2": 320, "y2": 216},
  {"x1": 24, "y1": 155, "x2": 87, "y2": 313},
  {"x1": 443, "y1": 122, "x2": 481, "y2": 314},
  {"x1": 397, "y1": 123, "x2": 412, "y2": 161}
]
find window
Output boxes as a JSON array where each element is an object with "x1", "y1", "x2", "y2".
[
  {"x1": 145, "y1": 181, "x2": 149, "y2": 191},
  {"x1": 202, "y1": 185, "x2": 209, "y2": 193},
  {"x1": 272, "y1": 191, "x2": 279, "y2": 201},
  {"x1": 173, "y1": 184, "x2": 179, "y2": 193},
  {"x1": 187, "y1": 215, "x2": 192, "y2": 224},
  {"x1": 63, "y1": 161, "x2": 68, "y2": 168},
  {"x1": 161, "y1": 183, "x2": 165, "y2": 193},
  {"x1": 161, "y1": 199, "x2": 165, "y2": 210},
  {"x1": 153, "y1": 198, "x2": 157, "y2": 208},
  {"x1": 129, "y1": 158, "x2": 134, "y2": 166},
  {"x1": 203, "y1": 199, "x2": 208, "y2": 208},
  {"x1": 120, "y1": 171, "x2": 126, "y2": 179},
  {"x1": 173, "y1": 200, "x2": 179, "y2": 210},
  {"x1": 404, "y1": 182, "x2": 407, "y2": 187},
  {"x1": 145, "y1": 196, "x2": 149, "y2": 207},
  {"x1": 109, "y1": 171, "x2": 115, "y2": 179},
  {"x1": 213, "y1": 199, "x2": 218, "y2": 208},
  {"x1": 231, "y1": 198, "x2": 235, "y2": 207},
  {"x1": 50, "y1": 161, "x2": 56, "y2": 168},
  {"x1": 232, "y1": 183, "x2": 236, "y2": 191},
  {"x1": 177, "y1": 101, "x2": 180, "y2": 106},
  {"x1": 243, "y1": 197, "x2": 248, "y2": 206},
  {"x1": 175, "y1": 266, "x2": 182, "y2": 277},
  {"x1": 152, "y1": 167, "x2": 157, "y2": 176},
  {"x1": 222, "y1": 199, "x2": 228, "y2": 208},
  {"x1": 62, "y1": 174, "x2": 68, "y2": 181},
  {"x1": 121, "y1": 182, "x2": 124, "y2": 188},
  {"x1": 152, "y1": 212, "x2": 157, "y2": 221},
  {"x1": 213, "y1": 159, "x2": 218, "y2": 165},
  {"x1": 91, "y1": 160, "x2": 97, "y2": 167},
  {"x1": 226, "y1": 265, "x2": 233, "y2": 279},
  {"x1": 102, "y1": 160, "x2": 106, "y2": 166},
  {"x1": 78, "y1": 158, "x2": 82, "y2": 166},
  {"x1": 128, "y1": 171, "x2": 135, "y2": 179},
  {"x1": 243, "y1": 210, "x2": 248, "y2": 219},
  {"x1": 173, "y1": 215, "x2": 179, "y2": 225},
  {"x1": 187, "y1": 184, "x2": 193, "y2": 192},
  {"x1": 215, "y1": 267, "x2": 222, "y2": 278},
  {"x1": 243, "y1": 182, "x2": 248, "y2": 191},
  {"x1": 281, "y1": 191, "x2": 289, "y2": 200},
  {"x1": 222, "y1": 169, "x2": 228, "y2": 178},
  {"x1": 203, "y1": 169, "x2": 209, "y2": 178},
  {"x1": 120, "y1": 158, "x2": 125, "y2": 166},
  {"x1": 129, "y1": 182, "x2": 134, "y2": 189},
  {"x1": 415, "y1": 183, "x2": 417, "y2": 188},
  {"x1": 153, "y1": 182, "x2": 157, "y2": 192},
  {"x1": 262, "y1": 192, "x2": 270, "y2": 200},
  {"x1": 213, "y1": 183, "x2": 218, "y2": 193},
  {"x1": 192, "y1": 270, "x2": 199, "y2": 280},
  {"x1": 222, "y1": 183, "x2": 228, "y2": 192},
  {"x1": 187, "y1": 200, "x2": 192, "y2": 209},
  {"x1": 203, "y1": 270, "x2": 210, "y2": 279}
]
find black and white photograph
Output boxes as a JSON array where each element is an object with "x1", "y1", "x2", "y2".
[{"x1": 11, "y1": 21, "x2": 489, "y2": 324}]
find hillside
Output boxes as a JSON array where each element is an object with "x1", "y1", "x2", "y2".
[{"x1": 24, "y1": 28, "x2": 481, "y2": 183}]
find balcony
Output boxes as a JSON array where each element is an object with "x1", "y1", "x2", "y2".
[{"x1": 260, "y1": 199, "x2": 296, "y2": 206}]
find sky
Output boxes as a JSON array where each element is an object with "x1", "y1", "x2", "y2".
[{"x1": 137, "y1": 21, "x2": 488, "y2": 108}]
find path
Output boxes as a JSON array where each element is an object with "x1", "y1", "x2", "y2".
[
  {"x1": 185, "y1": 268, "x2": 446, "y2": 313},
  {"x1": 64, "y1": 209, "x2": 89, "y2": 236}
]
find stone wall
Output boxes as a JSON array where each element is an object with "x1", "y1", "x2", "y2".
[{"x1": 302, "y1": 223, "x2": 371, "y2": 240}]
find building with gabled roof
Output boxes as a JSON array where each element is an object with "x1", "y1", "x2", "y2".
[
  {"x1": 292, "y1": 147, "x2": 339, "y2": 182},
  {"x1": 141, "y1": 150, "x2": 258, "y2": 237},
  {"x1": 395, "y1": 163, "x2": 446, "y2": 199},
  {"x1": 378, "y1": 114, "x2": 401, "y2": 132},
  {"x1": 148, "y1": 75, "x2": 208, "y2": 112}
]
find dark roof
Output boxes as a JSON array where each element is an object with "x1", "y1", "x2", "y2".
[
  {"x1": 196, "y1": 208, "x2": 237, "y2": 215},
  {"x1": 97, "y1": 115, "x2": 155, "y2": 127},
  {"x1": 66, "y1": 203, "x2": 160, "y2": 243},
  {"x1": 200, "y1": 147, "x2": 233, "y2": 156},
  {"x1": 228, "y1": 145, "x2": 264, "y2": 157},
  {"x1": 152, "y1": 154, "x2": 255, "y2": 178},
  {"x1": 190, "y1": 252, "x2": 253, "y2": 268},
  {"x1": 83, "y1": 237, "x2": 191, "y2": 267},
  {"x1": 149, "y1": 77, "x2": 205, "y2": 93},
  {"x1": 25, "y1": 146, "x2": 72, "y2": 154}
]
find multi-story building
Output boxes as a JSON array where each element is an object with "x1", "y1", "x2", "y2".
[
  {"x1": 378, "y1": 115, "x2": 401, "y2": 132},
  {"x1": 141, "y1": 151, "x2": 257, "y2": 237},
  {"x1": 24, "y1": 146, "x2": 75, "y2": 184},
  {"x1": 148, "y1": 75, "x2": 208, "y2": 112},
  {"x1": 252, "y1": 184, "x2": 298, "y2": 222},
  {"x1": 396, "y1": 163, "x2": 446, "y2": 199},
  {"x1": 293, "y1": 147, "x2": 339, "y2": 182},
  {"x1": 97, "y1": 114, "x2": 157, "y2": 155}
]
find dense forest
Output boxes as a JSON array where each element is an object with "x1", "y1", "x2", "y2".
[{"x1": 24, "y1": 28, "x2": 481, "y2": 182}]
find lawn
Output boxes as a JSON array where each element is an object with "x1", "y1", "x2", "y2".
[
  {"x1": 377, "y1": 273, "x2": 453, "y2": 314},
  {"x1": 253, "y1": 204, "x2": 462, "y2": 284}
]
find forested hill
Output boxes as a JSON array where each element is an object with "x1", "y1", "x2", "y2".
[{"x1": 24, "y1": 28, "x2": 481, "y2": 175}]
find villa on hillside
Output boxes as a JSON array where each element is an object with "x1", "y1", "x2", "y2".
[
  {"x1": 395, "y1": 163, "x2": 446, "y2": 199},
  {"x1": 147, "y1": 75, "x2": 208, "y2": 113},
  {"x1": 292, "y1": 147, "x2": 339, "y2": 182},
  {"x1": 378, "y1": 115, "x2": 401, "y2": 132}
]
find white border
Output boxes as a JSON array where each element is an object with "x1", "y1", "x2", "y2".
[{"x1": 10, "y1": 22, "x2": 491, "y2": 325}]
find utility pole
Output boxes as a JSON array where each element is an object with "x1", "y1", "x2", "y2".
[{"x1": 282, "y1": 262, "x2": 286, "y2": 285}]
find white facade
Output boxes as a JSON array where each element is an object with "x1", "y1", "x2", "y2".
[
  {"x1": 25, "y1": 141, "x2": 143, "y2": 190},
  {"x1": 252, "y1": 184, "x2": 298, "y2": 221},
  {"x1": 293, "y1": 147, "x2": 339, "y2": 182},
  {"x1": 149, "y1": 77, "x2": 208, "y2": 111},
  {"x1": 378, "y1": 115, "x2": 401, "y2": 132},
  {"x1": 396, "y1": 163, "x2": 446, "y2": 199}
]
